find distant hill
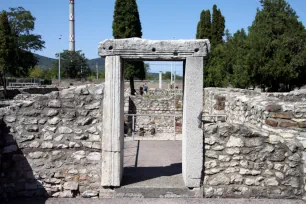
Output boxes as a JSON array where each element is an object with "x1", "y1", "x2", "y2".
[
  {"x1": 87, "y1": 58, "x2": 105, "y2": 72},
  {"x1": 34, "y1": 54, "x2": 105, "y2": 72},
  {"x1": 34, "y1": 54, "x2": 56, "y2": 69}
]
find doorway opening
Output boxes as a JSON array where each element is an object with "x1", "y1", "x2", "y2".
[{"x1": 122, "y1": 61, "x2": 184, "y2": 188}]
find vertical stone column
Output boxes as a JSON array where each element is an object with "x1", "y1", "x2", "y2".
[
  {"x1": 101, "y1": 56, "x2": 124, "y2": 187},
  {"x1": 182, "y1": 57, "x2": 204, "y2": 188},
  {"x1": 159, "y1": 71, "x2": 163, "y2": 89}
]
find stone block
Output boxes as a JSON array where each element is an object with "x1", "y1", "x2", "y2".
[
  {"x1": 265, "y1": 177, "x2": 279, "y2": 186},
  {"x1": 86, "y1": 152, "x2": 101, "y2": 161},
  {"x1": 72, "y1": 151, "x2": 86, "y2": 160},
  {"x1": 48, "y1": 117, "x2": 61, "y2": 125},
  {"x1": 25, "y1": 125, "x2": 39, "y2": 132},
  {"x1": 99, "y1": 38, "x2": 210, "y2": 60},
  {"x1": 271, "y1": 113, "x2": 292, "y2": 119},
  {"x1": 63, "y1": 181, "x2": 78, "y2": 190},
  {"x1": 82, "y1": 190, "x2": 99, "y2": 198},
  {"x1": 47, "y1": 109, "x2": 59, "y2": 117},
  {"x1": 279, "y1": 121, "x2": 298, "y2": 127},
  {"x1": 101, "y1": 151, "x2": 122, "y2": 187},
  {"x1": 48, "y1": 100, "x2": 61, "y2": 108},
  {"x1": 58, "y1": 126, "x2": 73, "y2": 134},
  {"x1": 298, "y1": 123, "x2": 306, "y2": 128},
  {"x1": 265, "y1": 104, "x2": 282, "y2": 112},
  {"x1": 5, "y1": 115, "x2": 16, "y2": 123},
  {"x1": 226, "y1": 136, "x2": 244, "y2": 147},
  {"x1": 85, "y1": 102, "x2": 100, "y2": 110},
  {"x1": 182, "y1": 57, "x2": 203, "y2": 188},
  {"x1": 265, "y1": 119, "x2": 278, "y2": 127},
  {"x1": 102, "y1": 56, "x2": 124, "y2": 152},
  {"x1": 208, "y1": 174, "x2": 230, "y2": 186}
]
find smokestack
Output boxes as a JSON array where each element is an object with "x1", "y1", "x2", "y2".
[{"x1": 69, "y1": 0, "x2": 75, "y2": 51}]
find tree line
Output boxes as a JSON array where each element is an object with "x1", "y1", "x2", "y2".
[
  {"x1": 0, "y1": 7, "x2": 45, "y2": 96},
  {"x1": 0, "y1": 7, "x2": 103, "y2": 95},
  {"x1": 196, "y1": 0, "x2": 306, "y2": 92}
]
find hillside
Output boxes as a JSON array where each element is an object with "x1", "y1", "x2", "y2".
[
  {"x1": 35, "y1": 54, "x2": 105, "y2": 71},
  {"x1": 87, "y1": 58, "x2": 105, "y2": 72},
  {"x1": 34, "y1": 54, "x2": 56, "y2": 69}
]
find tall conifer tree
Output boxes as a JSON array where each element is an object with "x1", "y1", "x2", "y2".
[
  {"x1": 113, "y1": 0, "x2": 144, "y2": 95},
  {"x1": 211, "y1": 5, "x2": 225, "y2": 45},
  {"x1": 196, "y1": 10, "x2": 211, "y2": 40}
]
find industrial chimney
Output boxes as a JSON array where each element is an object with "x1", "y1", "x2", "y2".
[{"x1": 69, "y1": 0, "x2": 75, "y2": 51}]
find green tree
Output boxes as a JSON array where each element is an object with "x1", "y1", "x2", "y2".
[
  {"x1": 228, "y1": 29, "x2": 250, "y2": 88},
  {"x1": 211, "y1": 5, "x2": 225, "y2": 46},
  {"x1": 113, "y1": 0, "x2": 144, "y2": 95},
  {"x1": 196, "y1": 5, "x2": 226, "y2": 88},
  {"x1": 7, "y1": 7, "x2": 45, "y2": 51},
  {"x1": 196, "y1": 10, "x2": 211, "y2": 40},
  {"x1": 204, "y1": 43, "x2": 229, "y2": 87},
  {"x1": 163, "y1": 71, "x2": 172, "y2": 80},
  {"x1": 7, "y1": 7, "x2": 45, "y2": 75},
  {"x1": 0, "y1": 11, "x2": 15, "y2": 97},
  {"x1": 247, "y1": 0, "x2": 306, "y2": 91},
  {"x1": 42, "y1": 68, "x2": 57, "y2": 80},
  {"x1": 54, "y1": 50, "x2": 90, "y2": 79},
  {"x1": 29, "y1": 66, "x2": 42, "y2": 78}
]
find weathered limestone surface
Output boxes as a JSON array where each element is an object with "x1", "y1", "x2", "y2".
[
  {"x1": 182, "y1": 57, "x2": 204, "y2": 187},
  {"x1": 102, "y1": 56, "x2": 124, "y2": 187},
  {"x1": 98, "y1": 38, "x2": 210, "y2": 60},
  {"x1": 204, "y1": 123, "x2": 304, "y2": 199},
  {"x1": 0, "y1": 84, "x2": 103, "y2": 200},
  {"x1": 125, "y1": 92, "x2": 183, "y2": 134},
  {"x1": 203, "y1": 87, "x2": 306, "y2": 199}
]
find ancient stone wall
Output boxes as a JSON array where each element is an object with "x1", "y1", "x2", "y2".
[
  {"x1": 124, "y1": 93, "x2": 183, "y2": 135},
  {"x1": 204, "y1": 123, "x2": 304, "y2": 198},
  {"x1": 0, "y1": 84, "x2": 103, "y2": 200},
  {"x1": 203, "y1": 87, "x2": 306, "y2": 198}
]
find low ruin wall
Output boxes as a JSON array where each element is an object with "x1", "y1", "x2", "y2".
[
  {"x1": 0, "y1": 87, "x2": 59, "y2": 100},
  {"x1": 124, "y1": 92, "x2": 183, "y2": 135},
  {"x1": 1, "y1": 85, "x2": 306, "y2": 200},
  {"x1": 0, "y1": 84, "x2": 103, "y2": 200},
  {"x1": 204, "y1": 87, "x2": 306, "y2": 199},
  {"x1": 204, "y1": 123, "x2": 304, "y2": 198}
]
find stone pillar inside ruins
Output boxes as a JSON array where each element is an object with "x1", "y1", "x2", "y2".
[
  {"x1": 182, "y1": 57, "x2": 204, "y2": 187},
  {"x1": 101, "y1": 56, "x2": 124, "y2": 186},
  {"x1": 99, "y1": 38, "x2": 210, "y2": 188}
]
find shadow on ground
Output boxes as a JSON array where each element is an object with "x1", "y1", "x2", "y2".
[{"x1": 122, "y1": 163, "x2": 182, "y2": 186}]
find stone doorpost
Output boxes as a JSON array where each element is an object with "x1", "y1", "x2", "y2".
[
  {"x1": 182, "y1": 57, "x2": 204, "y2": 187},
  {"x1": 101, "y1": 56, "x2": 124, "y2": 186}
]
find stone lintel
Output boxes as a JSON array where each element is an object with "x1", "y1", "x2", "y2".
[{"x1": 98, "y1": 38, "x2": 210, "y2": 60}]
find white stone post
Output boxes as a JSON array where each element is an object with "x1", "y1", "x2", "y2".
[
  {"x1": 159, "y1": 71, "x2": 162, "y2": 89},
  {"x1": 101, "y1": 56, "x2": 124, "y2": 187},
  {"x1": 182, "y1": 57, "x2": 204, "y2": 188}
]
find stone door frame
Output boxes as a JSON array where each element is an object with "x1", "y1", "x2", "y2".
[{"x1": 98, "y1": 38, "x2": 210, "y2": 188}]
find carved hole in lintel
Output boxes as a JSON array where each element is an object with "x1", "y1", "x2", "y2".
[
  {"x1": 103, "y1": 47, "x2": 106, "y2": 50},
  {"x1": 173, "y1": 51, "x2": 178, "y2": 56},
  {"x1": 194, "y1": 48, "x2": 199, "y2": 53},
  {"x1": 109, "y1": 46, "x2": 113, "y2": 50},
  {"x1": 152, "y1": 48, "x2": 156, "y2": 52}
]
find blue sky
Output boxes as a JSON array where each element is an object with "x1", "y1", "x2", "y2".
[{"x1": 1, "y1": 0, "x2": 306, "y2": 74}]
